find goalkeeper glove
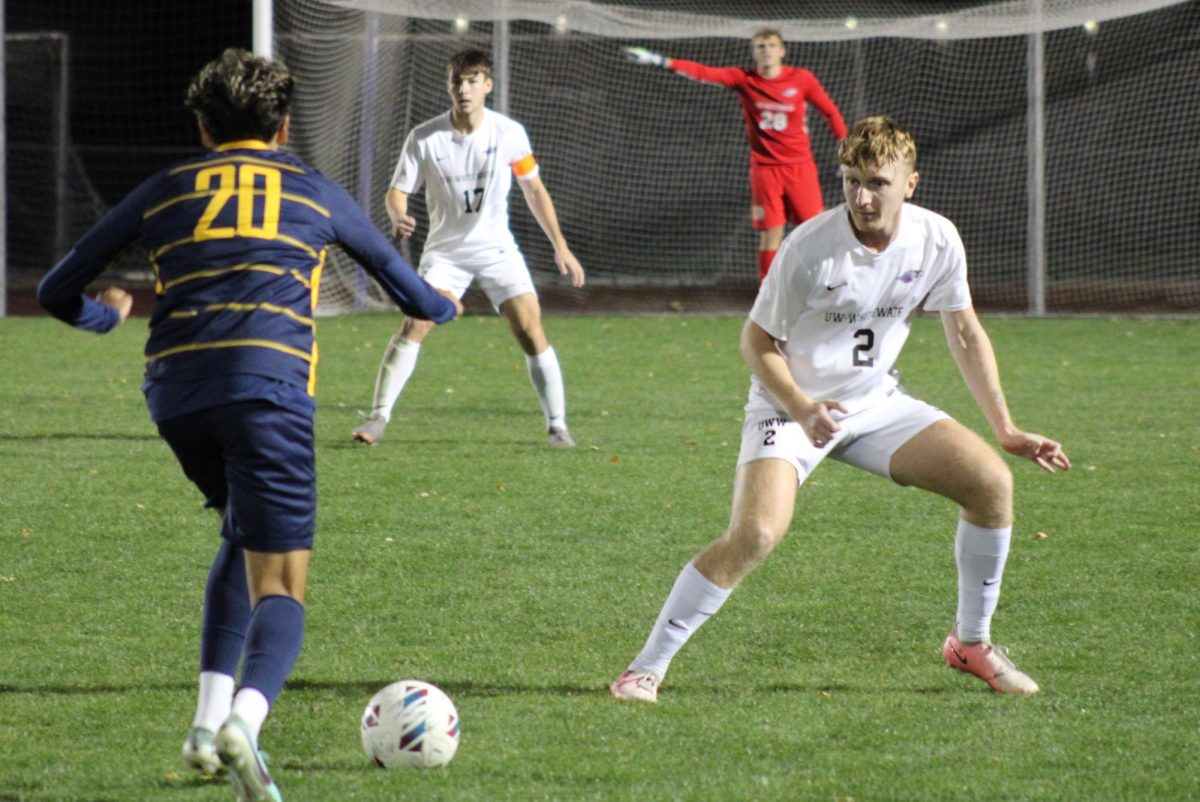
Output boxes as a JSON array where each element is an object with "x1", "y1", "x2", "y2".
[{"x1": 624, "y1": 46, "x2": 666, "y2": 68}]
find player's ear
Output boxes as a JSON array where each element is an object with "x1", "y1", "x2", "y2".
[
  {"x1": 905, "y1": 170, "x2": 920, "y2": 199},
  {"x1": 197, "y1": 119, "x2": 216, "y2": 149},
  {"x1": 275, "y1": 114, "x2": 291, "y2": 147}
]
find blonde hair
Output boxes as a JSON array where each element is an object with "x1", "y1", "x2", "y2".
[
  {"x1": 837, "y1": 116, "x2": 917, "y2": 171},
  {"x1": 751, "y1": 27, "x2": 784, "y2": 44}
]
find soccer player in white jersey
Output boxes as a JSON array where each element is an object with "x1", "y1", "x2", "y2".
[
  {"x1": 353, "y1": 48, "x2": 585, "y2": 447},
  {"x1": 611, "y1": 116, "x2": 1071, "y2": 703}
]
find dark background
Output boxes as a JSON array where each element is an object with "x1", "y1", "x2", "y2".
[
  {"x1": 4, "y1": 0, "x2": 992, "y2": 209},
  {"x1": 6, "y1": 2, "x2": 1198, "y2": 313},
  {"x1": 6, "y1": 0, "x2": 253, "y2": 205}
]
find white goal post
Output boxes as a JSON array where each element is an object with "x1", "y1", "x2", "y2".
[{"x1": 266, "y1": 0, "x2": 1197, "y2": 315}]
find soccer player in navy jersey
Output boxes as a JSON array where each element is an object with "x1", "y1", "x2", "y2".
[
  {"x1": 38, "y1": 48, "x2": 461, "y2": 802},
  {"x1": 626, "y1": 28, "x2": 846, "y2": 281}
]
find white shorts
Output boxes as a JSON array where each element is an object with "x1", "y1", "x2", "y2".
[
  {"x1": 737, "y1": 389, "x2": 950, "y2": 485},
  {"x1": 419, "y1": 251, "x2": 537, "y2": 311}
]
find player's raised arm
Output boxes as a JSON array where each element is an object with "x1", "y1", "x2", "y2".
[
  {"x1": 623, "y1": 46, "x2": 669, "y2": 68},
  {"x1": 940, "y1": 307, "x2": 1071, "y2": 473}
]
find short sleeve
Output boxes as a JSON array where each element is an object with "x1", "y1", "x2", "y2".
[
  {"x1": 748, "y1": 232, "x2": 812, "y2": 341},
  {"x1": 922, "y1": 223, "x2": 972, "y2": 312},
  {"x1": 506, "y1": 120, "x2": 539, "y2": 182},
  {"x1": 390, "y1": 130, "x2": 423, "y2": 194}
]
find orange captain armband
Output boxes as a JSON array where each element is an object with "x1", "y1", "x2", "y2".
[{"x1": 511, "y1": 154, "x2": 538, "y2": 179}]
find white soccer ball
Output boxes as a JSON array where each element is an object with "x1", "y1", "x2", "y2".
[{"x1": 361, "y1": 680, "x2": 460, "y2": 769}]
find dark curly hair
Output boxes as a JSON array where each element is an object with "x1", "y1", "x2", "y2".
[{"x1": 185, "y1": 48, "x2": 294, "y2": 144}]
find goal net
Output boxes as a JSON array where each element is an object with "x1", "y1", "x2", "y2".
[
  {"x1": 271, "y1": 0, "x2": 1197, "y2": 314},
  {"x1": 3, "y1": 6, "x2": 253, "y2": 314}
]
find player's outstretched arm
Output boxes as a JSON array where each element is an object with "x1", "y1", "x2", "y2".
[
  {"x1": 623, "y1": 46, "x2": 670, "y2": 68},
  {"x1": 741, "y1": 320, "x2": 846, "y2": 448},
  {"x1": 518, "y1": 176, "x2": 585, "y2": 288},
  {"x1": 941, "y1": 307, "x2": 1071, "y2": 474}
]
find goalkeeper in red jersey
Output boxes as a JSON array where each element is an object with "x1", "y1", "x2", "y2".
[{"x1": 625, "y1": 28, "x2": 847, "y2": 281}]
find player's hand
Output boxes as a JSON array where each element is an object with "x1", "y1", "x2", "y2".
[
  {"x1": 624, "y1": 46, "x2": 665, "y2": 67},
  {"x1": 555, "y1": 248, "x2": 586, "y2": 288},
  {"x1": 391, "y1": 214, "x2": 417, "y2": 240},
  {"x1": 96, "y1": 286, "x2": 133, "y2": 325},
  {"x1": 998, "y1": 430, "x2": 1072, "y2": 474},
  {"x1": 798, "y1": 399, "x2": 848, "y2": 449},
  {"x1": 437, "y1": 288, "x2": 465, "y2": 319}
]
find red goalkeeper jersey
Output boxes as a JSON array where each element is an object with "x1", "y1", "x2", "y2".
[{"x1": 669, "y1": 59, "x2": 846, "y2": 167}]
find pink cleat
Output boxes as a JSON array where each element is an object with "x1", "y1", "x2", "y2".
[
  {"x1": 943, "y1": 632, "x2": 1040, "y2": 695},
  {"x1": 610, "y1": 670, "x2": 660, "y2": 703}
]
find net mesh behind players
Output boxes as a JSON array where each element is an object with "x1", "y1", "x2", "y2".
[{"x1": 273, "y1": 0, "x2": 1198, "y2": 314}]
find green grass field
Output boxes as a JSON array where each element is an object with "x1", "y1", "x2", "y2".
[{"x1": 1, "y1": 312, "x2": 1197, "y2": 801}]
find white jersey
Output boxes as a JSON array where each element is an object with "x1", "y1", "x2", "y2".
[
  {"x1": 747, "y1": 202, "x2": 971, "y2": 414},
  {"x1": 390, "y1": 108, "x2": 539, "y2": 266}
]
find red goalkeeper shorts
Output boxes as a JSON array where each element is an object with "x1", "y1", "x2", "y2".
[{"x1": 749, "y1": 161, "x2": 825, "y2": 230}]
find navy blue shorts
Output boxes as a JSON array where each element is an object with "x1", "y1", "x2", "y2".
[{"x1": 157, "y1": 401, "x2": 316, "y2": 553}]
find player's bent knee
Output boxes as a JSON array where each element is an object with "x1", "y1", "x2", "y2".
[
  {"x1": 964, "y1": 460, "x2": 1013, "y2": 524},
  {"x1": 728, "y1": 521, "x2": 785, "y2": 563},
  {"x1": 400, "y1": 317, "x2": 435, "y2": 341}
]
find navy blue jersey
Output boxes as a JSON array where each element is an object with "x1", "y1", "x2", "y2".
[{"x1": 39, "y1": 140, "x2": 455, "y2": 419}]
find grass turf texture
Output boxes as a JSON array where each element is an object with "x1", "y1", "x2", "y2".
[{"x1": 0, "y1": 312, "x2": 1197, "y2": 801}]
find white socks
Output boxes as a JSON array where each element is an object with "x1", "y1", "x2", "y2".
[
  {"x1": 631, "y1": 563, "x2": 732, "y2": 679},
  {"x1": 371, "y1": 334, "x2": 421, "y2": 421},
  {"x1": 192, "y1": 671, "x2": 235, "y2": 732},
  {"x1": 372, "y1": 338, "x2": 566, "y2": 432},
  {"x1": 194, "y1": 673, "x2": 271, "y2": 740},
  {"x1": 954, "y1": 519, "x2": 1012, "y2": 643},
  {"x1": 526, "y1": 346, "x2": 567, "y2": 431},
  {"x1": 230, "y1": 687, "x2": 271, "y2": 741}
]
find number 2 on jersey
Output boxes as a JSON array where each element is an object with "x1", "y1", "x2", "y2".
[
  {"x1": 852, "y1": 328, "x2": 876, "y2": 367},
  {"x1": 462, "y1": 187, "x2": 485, "y2": 213}
]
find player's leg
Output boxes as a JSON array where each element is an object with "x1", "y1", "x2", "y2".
[
  {"x1": 353, "y1": 315, "x2": 436, "y2": 444},
  {"x1": 612, "y1": 415, "x2": 828, "y2": 702},
  {"x1": 355, "y1": 259, "x2": 469, "y2": 444},
  {"x1": 227, "y1": 547, "x2": 310, "y2": 742},
  {"x1": 211, "y1": 402, "x2": 317, "y2": 799},
  {"x1": 498, "y1": 293, "x2": 573, "y2": 445},
  {"x1": 750, "y1": 165, "x2": 788, "y2": 281},
  {"x1": 215, "y1": 548, "x2": 307, "y2": 802},
  {"x1": 183, "y1": 537, "x2": 248, "y2": 776},
  {"x1": 888, "y1": 418, "x2": 1038, "y2": 694},
  {"x1": 758, "y1": 227, "x2": 785, "y2": 279},
  {"x1": 611, "y1": 458, "x2": 798, "y2": 701},
  {"x1": 781, "y1": 160, "x2": 827, "y2": 227},
  {"x1": 157, "y1": 413, "x2": 248, "y2": 777},
  {"x1": 482, "y1": 254, "x2": 573, "y2": 445}
]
